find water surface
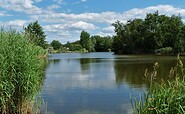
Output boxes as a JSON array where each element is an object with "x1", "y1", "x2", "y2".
[{"x1": 41, "y1": 52, "x2": 183, "y2": 114}]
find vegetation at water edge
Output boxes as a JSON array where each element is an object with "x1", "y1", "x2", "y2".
[
  {"x1": 0, "y1": 29, "x2": 46, "y2": 114},
  {"x1": 131, "y1": 55, "x2": 185, "y2": 114}
]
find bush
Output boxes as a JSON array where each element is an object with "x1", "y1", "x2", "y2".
[{"x1": 0, "y1": 29, "x2": 46, "y2": 114}]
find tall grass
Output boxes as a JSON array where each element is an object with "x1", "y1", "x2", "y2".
[
  {"x1": 0, "y1": 29, "x2": 46, "y2": 114},
  {"x1": 131, "y1": 55, "x2": 185, "y2": 114}
]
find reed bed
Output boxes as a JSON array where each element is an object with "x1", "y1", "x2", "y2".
[
  {"x1": 0, "y1": 29, "x2": 46, "y2": 114},
  {"x1": 131, "y1": 55, "x2": 185, "y2": 114}
]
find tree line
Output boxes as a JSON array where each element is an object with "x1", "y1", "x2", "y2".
[
  {"x1": 25, "y1": 11, "x2": 185, "y2": 55},
  {"x1": 50, "y1": 30, "x2": 113, "y2": 52},
  {"x1": 22, "y1": 20, "x2": 112, "y2": 53},
  {"x1": 112, "y1": 11, "x2": 185, "y2": 54}
]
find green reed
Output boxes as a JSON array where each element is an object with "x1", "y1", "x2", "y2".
[
  {"x1": 131, "y1": 55, "x2": 185, "y2": 114},
  {"x1": 0, "y1": 29, "x2": 46, "y2": 114}
]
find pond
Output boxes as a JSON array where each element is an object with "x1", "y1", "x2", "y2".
[{"x1": 40, "y1": 52, "x2": 184, "y2": 114}]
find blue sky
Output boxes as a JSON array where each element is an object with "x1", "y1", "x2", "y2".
[{"x1": 1, "y1": 0, "x2": 185, "y2": 43}]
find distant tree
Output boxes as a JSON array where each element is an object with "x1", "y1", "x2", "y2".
[
  {"x1": 50, "y1": 40, "x2": 62, "y2": 50},
  {"x1": 104, "y1": 36, "x2": 113, "y2": 51},
  {"x1": 80, "y1": 30, "x2": 94, "y2": 52},
  {"x1": 24, "y1": 21, "x2": 47, "y2": 49},
  {"x1": 64, "y1": 41, "x2": 83, "y2": 51},
  {"x1": 91, "y1": 35, "x2": 113, "y2": 52},
  {"x1": 112, "y1": 21, "x2": 126, "y2": 53}
]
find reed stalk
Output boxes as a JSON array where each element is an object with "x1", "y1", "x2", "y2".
[
  {"x1": 0, "y1": 29, "x2": 46, "y2": 114},
  {"x1": 131, "y1": 55, "x2": 185, "y2": 114}
]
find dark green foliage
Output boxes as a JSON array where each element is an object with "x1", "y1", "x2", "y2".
[
  {"x1": 112, "y1": 12, "x2": 185, "y2": 54},
  {"x1": 65, "y1": 33, "x2": 113, "y2": 52},
  {"x1": 64, "y1": 41, "x2": 83, "y2": 51},
  {"x1": 91, "y1": 35, "x2": 113, "y2": 52},
  {"x1": 63, "y1": 30, "x2": 113, "y2": 52},
  {"x1": 50, "y1": 40, "x2": 62, "y2": 50},
  {"x1": 25, "y1": 21, "x2": 47, "y2": 49}
]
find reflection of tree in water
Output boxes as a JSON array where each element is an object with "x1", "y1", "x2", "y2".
[
  {"x1": 79, "y1": 58, "x2": 91, "y2": 71},
  {"x1": 48, "y1": 59, "x2": 60, "y2": 64},
  {"x1": 114, "y1": 61, "x2": 152, "y2": 87},
  {"x1": 79, "y1": 58, "x2": 101, "y2": 71},
  {"x1": 114, "y1": 58, "x2": 178, "y2": 88}
]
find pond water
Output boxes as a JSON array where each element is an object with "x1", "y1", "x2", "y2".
[{"x1": 41, "y1": 52, "x2": 184, "y2": 114}]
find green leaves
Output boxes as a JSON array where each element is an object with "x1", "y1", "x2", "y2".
[
  {"x1": 50, "y1": 40, "x2": 62, "y2": 50},
  {"x1": 112, "y1": 12, "x2": 185, "y2": 54},
  {"x1": 24, "y1": 21, "x2": 47, "y2": 49},
  {"x1": 80, "y1": 30, "x2": 92, "y2": 52}
]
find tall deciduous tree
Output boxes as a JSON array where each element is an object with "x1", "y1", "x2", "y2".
[
  {"x1": 91, "y1": 35, "x2": 113, "y2": 52},
  {"x1": 50, "y1": 40, "x2": 62, "y2": 50},
  {"x1": 80, "y1": 30, "x2": 94, "y2": 52},
  {"x1": 25, "y1": 21, "x2": 47, "y2": 49},
  {"x1": 112, "y1": 12, "x2": 185, "y2": 54}
]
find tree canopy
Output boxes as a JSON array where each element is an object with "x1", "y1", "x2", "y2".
[
  {"x1": 24, "y1": 21, "x2": 47, "y2": 49},
  {"x1": 50, "y1": 40, "x2": 62, "y2": 50},
  {"x1": 112, "y1": 12, "x2": 185, "y2": 54},
  {"x1": 80, "y1": 30, "x2": 94, "y2": 52}
]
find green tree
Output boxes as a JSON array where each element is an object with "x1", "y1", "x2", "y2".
[
  {"x1": 64, "y1": 41, "x2": 83, "y2": 51},
  {"x1": 104, "y1": 36, "x2": 113, "y2": 52},
  {"x1": 112, "y1": 21, "x2": 125, "y2": 54},
  {"x1": 112, "y1": 12, "x2": 185, "y2": 54},
  {"x1": 80, "y1": 30, "x2": 94, "y2": 52},
  {"x1": 25, "y1": 21, "x2": 47, "y2": 49},
  {"x1": 92, "y1": 35, "x2": 104, "y2": 52},
  {"x1": 91, "y1": 35, "x2": 113, "y2": 52},
  {"x1": 50, "y1": 40, "x2": 62, "y2": 50}
]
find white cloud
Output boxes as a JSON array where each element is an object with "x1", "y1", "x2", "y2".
[
  {"x1": 47, "y1": 4, "x2": 61, "y2": 11},
  {"x1": 70, "y1": 21, "x2": 97, "y2": 30},
  {"x1": 124, "y1": 5, "x2": 185, "y2": 21},
  {"x1": 43, "y1": 21, "x2": 98, "y2": 42},
  {"x1": 100, "y1": 26, "x2": 115, "y2": 36},
  {"x1": 30, "y1": 12, "x2": 122, "y2": 24},
  {"x1": 0, "y1": 11, "x2": 11, "y2": 16},
  {"x1": 8, "y1": 20, "x2": 27, "y2": 27},
  {"x1": 0, "y1": 20, "x2": 27, "y2": 30},
  {"x1": 102, "y1": 26, "x2": 115, "y2": 32},
  {"x1": 44, "y1": 21, "x2": 97, "y2": 31},
  {"x1": 0, "y1": 0, "x2": 42, "y2": 14},
  {"x1": 97, "y1": 26, "x2": 115, "y2": 37}
]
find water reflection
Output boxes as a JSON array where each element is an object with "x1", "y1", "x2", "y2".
[
  {"x1": 114, "y1": 55, "x2": 180, "y2": 87},
  {"x1": 41, "y1": 53, "x2": 184, "y2": 114}
]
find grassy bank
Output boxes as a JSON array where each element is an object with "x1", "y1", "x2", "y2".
[
  {"x1": 0, "y1": 29, "x2": 46, "y2": 114},
  {"x1": 131, "y1": 55, "x2": 185, "y2": 114}
]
